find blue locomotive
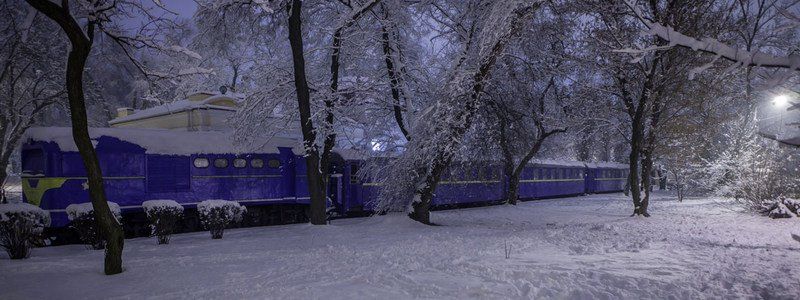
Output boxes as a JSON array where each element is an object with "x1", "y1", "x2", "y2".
[{"x1": 20, "y1": 127, "x2": 628, "y2": 241}]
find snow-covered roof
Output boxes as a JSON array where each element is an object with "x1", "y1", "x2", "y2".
[
  {"x1": 529, "y1": 159, "x2": 587, "y2": 168},
  {"x1": 109, "y1": 92, "x2": 243, "y2": 125},
  {"x1": 24, "y1": 127, "x2": 301, "y2": 155},
  {"x1": 585, "y1": 162, "x2": 629, "y2": 169}
]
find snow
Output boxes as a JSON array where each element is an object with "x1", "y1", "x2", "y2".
[
  {"x1": 197, "y1": 200, "x2": 246, "y2": 223},
  {"x1": 0, "y1": 203, "x2": 50, "y2": 226},
  {"x1": 108, "y1": 94, "x2": 241, "y2": 125},
  {"x1": 24, "y1": 127, "x2": 302, "y2": 155},
  {"x1": 65, "y1": 202, "x2": 122, "y2": 222},
  {"x1": 1, "y1": 192, "x2": 799, "y2": 298},
  {"x1": 142, "y1": 200, "x2": 184, "y2": 213},
  {"x1": 584, "y1": 162, "x2": 629, "y2": 169}
]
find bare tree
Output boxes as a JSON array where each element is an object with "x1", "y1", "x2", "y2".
[{"x1": 0, "y1": 1, "x2": 65, "y2": 203}]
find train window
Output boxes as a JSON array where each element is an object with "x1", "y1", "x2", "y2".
[
  {"x1": 214, "y1": 158, "x2": 228, "y2": 168},
  {"x1": 350, "y1": 164, "x2": 359, "y2": 184},
  {"x1": 233, "y1": 158, "x2": 246, "y2": 168},
  {"x1": 251, "y1": 159, "x2": 264, "y2": 168},
  {"x1": 193, "y1": 157, "x2": 209, "y2": 168},
  {"x1": 268, "y1": 159, "x2": 281, "y2": 169}
]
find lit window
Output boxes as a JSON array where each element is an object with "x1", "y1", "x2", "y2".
[
  {"x1": 251, "y1": 159, "x2": 264, "y2": 168},
  {"x1": 234, "y1": 158, "x2": 246, "y2": 168},
  {"x1": 214, "y1": 158, "x2": 228, "y2": 168},
  {"x1": 194, "y1": 158, "x2": 209, "y2": 168},
  {"x1": 268, "y1": 159, "x2": 281, "y2": 169}
]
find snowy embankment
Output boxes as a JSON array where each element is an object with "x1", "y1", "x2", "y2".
[{"x1": 1, "y1": 192, "x2": 799, "y2": 299}]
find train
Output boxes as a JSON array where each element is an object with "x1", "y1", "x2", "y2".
[{"x1": 20, "y1": 127, "x2": 629, "y2": 243}]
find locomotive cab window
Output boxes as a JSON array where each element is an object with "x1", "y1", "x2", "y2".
[
  {"x1": 214, "y1": 158, "x2": 228, "y2": 168},
  {"x1": 22, "y1": 148, "x2": 45, "y2": 175},
  {"x1": 251, "y1": 159, "x2": 264, "y2": 168},
  {"x1": 233, "y1": 158, "x2": 247, "y2": 168},
  {"x1": 193, "y1": 157, "x2": 209, "y2": 168}
]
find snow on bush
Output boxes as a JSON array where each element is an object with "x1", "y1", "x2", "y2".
[
  {"x1": 763, "y1": 197, "x2": 799, "y2": 219},
  {"x1": 142, "y1": 200, "x2": 184, "y2": 245},
  {"x1": 0, "y1": 203, "x2": 50, "y2": 259},
  {"x1": 197, "y1": 200, "x2": 246, "y2": 239},
  {"x1": 66, "y1": 202, "x2": 122, "y2": 249}
]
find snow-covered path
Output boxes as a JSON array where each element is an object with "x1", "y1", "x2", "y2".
[{"x1": 2, "y1": 193, "x2": 799, "y2": 299}]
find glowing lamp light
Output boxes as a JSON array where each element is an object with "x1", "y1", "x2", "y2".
[{"x1": 773, "y1": 95, "x2": 790, "y2": 107}]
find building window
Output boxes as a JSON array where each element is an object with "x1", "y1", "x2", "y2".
[
  {"x1": 233, "y1": 158, "x2": 246, "y2": 168},
  {"x1": 193, "y1": 157, "x2": 209, "y2": 168},
  {"x1": 214, "y1": 158, "x2": 228, "y2": 168},
  {"x1": 251, "y1": 159, "x2": 264, "y2": 168}
]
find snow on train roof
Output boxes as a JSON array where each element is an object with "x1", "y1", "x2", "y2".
[
  {"x1": 585, "y1": 161, "x2": 629, "y2": 169},
  {"x1": 25, "y1": 127, "x2": 301, "y2": 155},
  {"x1": 529, "y1": 159, "x2": 587, "y2": 167}
]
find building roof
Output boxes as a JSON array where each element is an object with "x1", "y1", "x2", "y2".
[
  {"x1": 25, "y1": 127, "x2": 301, "y2": 155},
  {"x1": 109, "y1": 92, "x2": 243, "y2": 125}
]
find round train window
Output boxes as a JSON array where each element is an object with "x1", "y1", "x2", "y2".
[
  {"x1": 193, "y1": 158, "x2": 209, "y2": 168},
  {"x1": 268, "y1": 159, "x2": 281, "y2": 169},
  {"x1": 214, "y1": 158, "x2": 228, "y2": 168},
  {"x1": 251, "y1": 159, "x2": 264, "y2": 168},
  {"x1": 233, "y1": 158, "x2": 247, "y2": 168}
]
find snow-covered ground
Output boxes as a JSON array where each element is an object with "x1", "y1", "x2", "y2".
[{"x1": 2, "y1": 192, "x2": 799, "y2": 299}]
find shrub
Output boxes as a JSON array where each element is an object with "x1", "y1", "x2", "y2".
[
  {"x1": 197, "y1": 200, "x2": 246, "y2": 239},
  {"x1": 142, "y1": 200, "x2": 184, "y2": 245},
  {"x1": 0, "y1": 203, "x2": 50, "y2": 259},
  {"x1": 66, "y1": 202, "x2": 122, "y2": 250},
  {"x1": 763, "y1": 197, "x2": 800, "y2": 219}
]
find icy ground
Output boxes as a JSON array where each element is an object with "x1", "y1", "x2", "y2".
[{"x1": 2, "y1": 192, "x2": 799, "y2": 299}]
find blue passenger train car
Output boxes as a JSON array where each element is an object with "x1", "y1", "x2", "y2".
[{"x1": 20, "y1": 127, "x2": 630, "y2": 243}]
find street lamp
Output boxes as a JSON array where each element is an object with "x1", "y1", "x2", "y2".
[{"x1": 773, "y1": 94, "x2": 790, "y2": 107}]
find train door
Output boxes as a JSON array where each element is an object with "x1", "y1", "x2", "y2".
[
  {"x1": 584, "y1": 167, "x2": 595, "y2": 194},
  {"x1": 328, "y1": 174, "x2": 343, "y2": 216}
]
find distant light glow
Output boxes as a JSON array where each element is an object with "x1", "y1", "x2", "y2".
[{"x1": 773, "y1": 95, "x2": 790, "y2": 107}]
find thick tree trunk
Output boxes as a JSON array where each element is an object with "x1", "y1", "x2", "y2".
[
  {"x1": 507, "y1": 172, "x2": 520, "y2": 205},
  {"x1": 66, "y1": 36, "x2": 125, "y2": 277},
  {"x1": 628, "y1": 120, "x2": 644, "y2": 216},
  {"x1": 288, "y1": 0, "x2": 326, "y2": 225},
  {"x1": 410, "y1": 155, "x2": 451, "y2": 224},
  {"x1": 24, "y1": 0, "x2": 124, "y2": 275}
]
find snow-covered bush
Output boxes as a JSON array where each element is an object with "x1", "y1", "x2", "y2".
[
  {"x1": 142, "y1": 200, "x2": 184, "y2": 244},
  {"x1": 0, "y1": 203, "x2": 50, "y2": 259},
  {"x1": 763, "y1": 197, "x2": 799, "y2": 219},
  {"x1": 66, "y1": 202, "x2": 122, "y2": 249},
  {"x1": 197, "y1": 200, "x2": 246, "y2": 239}
]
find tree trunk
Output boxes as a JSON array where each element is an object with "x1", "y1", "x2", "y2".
[
  {"x1": 0, "y1": 166, "x2": 7, "y2": 204},
  {"x1": 640, "y1": 150, "x2": 653, "y2": 216},
  {"x1": 380, "y1": 24, "x2": 410, "y2": 140},
  {"x1": 24, "y1": 0, "x2": 124, "y2": 275},
  {"x1": 287, "y1": 0, "x2": 326, "y2": 225},
  {"x1": 628, "y1": 124, "x2": 643, "y2": 215},
  {"x1": 507, "y1": 172, "x2": 520, "y2": 205}
]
